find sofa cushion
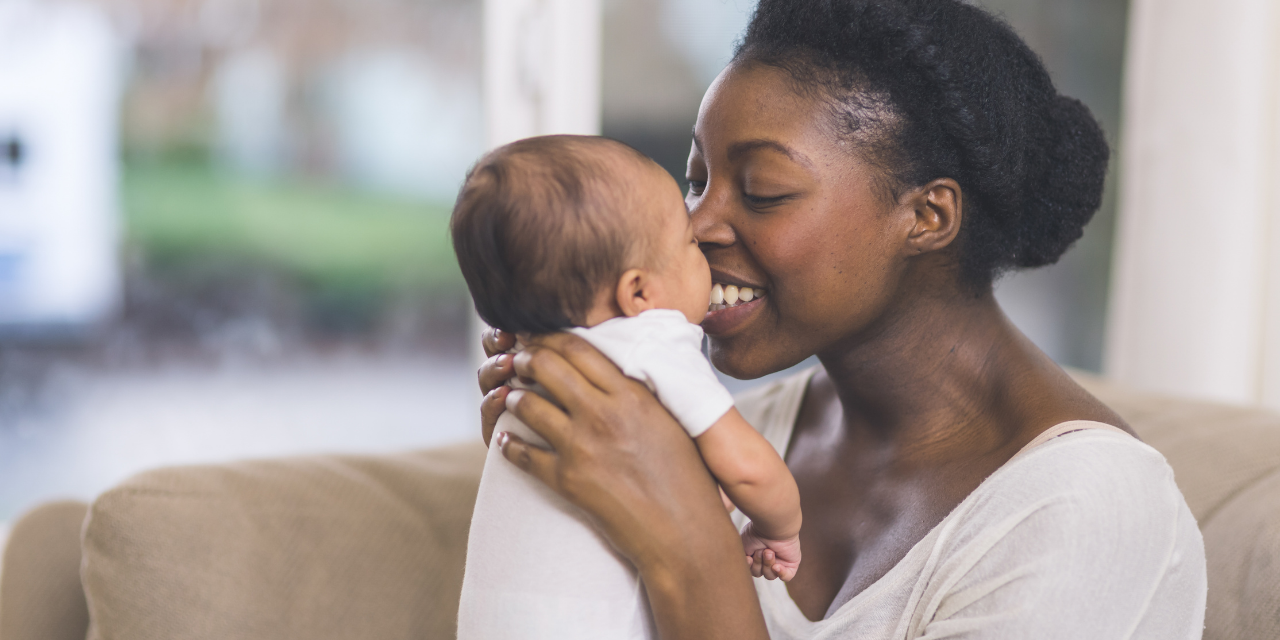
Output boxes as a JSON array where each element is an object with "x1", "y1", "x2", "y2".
[
  {"x1": 0, "y1": 500, "x2": 90, "y2": 640},
  {"x1": 81, "y1": 441, "x2": 487, "y2": 640}
]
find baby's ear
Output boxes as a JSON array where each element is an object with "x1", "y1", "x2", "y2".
[{"x1": 615, "y1": 268, "x2": 655, "y2": 317}]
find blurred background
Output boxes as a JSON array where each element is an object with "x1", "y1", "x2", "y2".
[{"x1": 0, "y1": 0, "x2": 1128, "y2": 523}]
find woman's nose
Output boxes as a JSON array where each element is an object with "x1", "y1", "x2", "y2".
[{"x1": 690, "y1": 188, "x2": 735, "y2": 247}]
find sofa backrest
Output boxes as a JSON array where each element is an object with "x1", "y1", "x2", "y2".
[{"x1": 80, "y1": 442, "x2": 486, "y2": 640}]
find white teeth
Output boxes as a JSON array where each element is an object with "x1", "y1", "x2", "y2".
[{"x1": 707, "y1": 283, "x2": 765, "y2": 311}]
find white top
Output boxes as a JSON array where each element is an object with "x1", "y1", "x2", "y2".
[
  {"x1": 734, "y1": 368, "x2": 1208, "y2": 640},
  {"x1": 563, "y1": 309, "x2": 735, "y2": 438},
  {"x1": 459, "y1": 309, "x2": 736, "y2": 640}
]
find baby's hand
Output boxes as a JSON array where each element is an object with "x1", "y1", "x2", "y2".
[{"x1": 741, "y1": 521, "x2": 801, "y2": 582}]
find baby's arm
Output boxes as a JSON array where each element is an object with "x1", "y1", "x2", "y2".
[{"x1": 696, "y1": 408, "x2": 802, "y2": 581}]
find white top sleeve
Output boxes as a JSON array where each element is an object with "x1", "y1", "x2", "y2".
[
  {"x1": 568, "y1": 309, "x2": 735, "y2": 438},
  {"x1": 904, "y1": 432, "x2": 1206, "y2": 639}
]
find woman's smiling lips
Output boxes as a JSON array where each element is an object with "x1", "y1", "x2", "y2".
[
  {"x1": 702, "y1": 275, "x2": 768, "y2": 336},
  {"x1": 702, "y1": 294, "x2": 764, "y2": 335}
]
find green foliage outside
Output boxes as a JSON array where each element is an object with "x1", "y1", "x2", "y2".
[{"x1": 123, "y1": 161, "x2": 465, "y2": 297}]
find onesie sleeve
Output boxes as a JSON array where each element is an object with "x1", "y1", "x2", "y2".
[
  {"x1": 906, "y1": 433, "x2": 1206, "y2": 640},
  {"x1": 622, "y1": 327, "x2": 735, "y2": 439}
]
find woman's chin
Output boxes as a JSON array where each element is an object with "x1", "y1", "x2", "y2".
[{"x1": 708, "y1": 337, "x2": 796, "y2": 381}]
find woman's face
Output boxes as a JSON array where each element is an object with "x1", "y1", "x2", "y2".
[{"x1": 688, "y1": 62, "x2": 917, "y2": 379}]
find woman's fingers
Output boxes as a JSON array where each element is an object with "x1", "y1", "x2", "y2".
[
  {"x1": 505, "y1": 389, "x2": 573, "y2": 449},
  {"x1": 497, "y1": 431, "x2": 559, "y2": 490},
  {"x1": 525, "y1": 333, "x2": 629, "y2": 395},
  {"x1": 480, "y1": 385, "x2": 509, "y2": 446},
  {"x1": 477, "y1": 328, "x2": 516, "y2": 444},
  {"x1": 482, "y1": 327, "x2": 516, "y2": 359},
  {"x1": 478, "y1": 353, "x2": 515, "y2": 395},
  {"x1": 512, "y1": 343, "x2": 608, "y2": 417}
]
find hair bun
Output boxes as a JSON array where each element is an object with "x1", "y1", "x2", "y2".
[{"x1": 1014, "y1": 95, "x2": 1109, "y2": 269}]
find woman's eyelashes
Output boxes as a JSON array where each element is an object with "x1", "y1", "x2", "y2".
[
  {"x1": 743, "y1": 192, "x2": 794, "y2": 209},
  {"x1": 686, "y1": 172, "x2": 796, "y2": 209}
]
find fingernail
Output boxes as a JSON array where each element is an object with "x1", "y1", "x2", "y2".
[
  {"x1": 497, "y1": 432, "x2": 509, "y2": 447},
  {"x1": 505, "y1": 389, "x2": 524, "y2": 411}
]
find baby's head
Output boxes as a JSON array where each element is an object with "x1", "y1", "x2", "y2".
[{"x1": 451, "y1": 135, "x2": 710, "y2": 333}]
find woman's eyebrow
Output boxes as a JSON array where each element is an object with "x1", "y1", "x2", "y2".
[{"x1": 727, "y1": 139, "x2": 814, "y2": 167}]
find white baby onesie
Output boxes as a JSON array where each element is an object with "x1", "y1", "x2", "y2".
[{"x1": 457, "y1": 309, "x2": 736, "y2": 640}]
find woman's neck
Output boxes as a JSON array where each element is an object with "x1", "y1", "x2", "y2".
[{"x1": 814, "y1": 284, "x2": 1043, "y2": 454}]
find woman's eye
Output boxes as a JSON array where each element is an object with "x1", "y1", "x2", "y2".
[
  {"x1": 686, "y1": 179, "x2": 707, "y2": 195},
  {"x1": 744, "y1": 193, "x2": 790, "y2": 207}
]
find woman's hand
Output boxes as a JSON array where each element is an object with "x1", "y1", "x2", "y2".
[
  {"x1": 477, "y1": 327, "x2": 517, "y2": 446},
  {"x1": 496, "y1": 332, "x2": 769, "y2": 640}
]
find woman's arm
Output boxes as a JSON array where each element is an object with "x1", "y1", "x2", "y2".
[{"x1": 493, "y1": 331, "x2": 770, "y2": 640}]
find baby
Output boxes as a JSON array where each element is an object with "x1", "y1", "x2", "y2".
[{"x1": 452, "y1": 135, "x2": 801, "y2": 640}]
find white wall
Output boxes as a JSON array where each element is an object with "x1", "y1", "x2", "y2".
[
  {"x1": 0, "y1": 1, "x2": 122, "y2": 329},
  {"x1": 1107, "y1": 0, "x2": 1280, "y2": 408},
  {"x1": 483, "y1": 0, "x2": 601, "y2": 148}
]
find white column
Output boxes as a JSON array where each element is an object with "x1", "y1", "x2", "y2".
[
  {"x1": 472, "y1": 0, "x2": 602, "y2": 365},
  {"x1": 483, "y1": 0, "x2": 601, "y2": 148},
  {"x1": 1106, "y1": 0, "x2": 1280, "y2": 407}
]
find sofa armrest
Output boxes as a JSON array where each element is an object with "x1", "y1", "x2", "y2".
[
  {"x1": 81, "y1": 441, "x2": 487, "y2": 640},
  {"x1": 0, "y1": 500, "x2": 91, "y2": 640}
]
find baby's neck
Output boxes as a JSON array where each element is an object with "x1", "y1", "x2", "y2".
[{"x1": 581, "y1": 303, "x2": 626, "y2": 328}]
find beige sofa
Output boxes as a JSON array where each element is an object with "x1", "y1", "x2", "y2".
[{"x1": 1, "y1": 373, "x2": 1278, "y2": 640}]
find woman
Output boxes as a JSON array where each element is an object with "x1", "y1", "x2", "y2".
[{"x1": 476, "y1": 0, "x2": 1207, "y2": 637}]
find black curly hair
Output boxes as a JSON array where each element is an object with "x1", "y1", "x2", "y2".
[{"x1": 735, "y1": 0, "x2": 1110, "y2": 286}]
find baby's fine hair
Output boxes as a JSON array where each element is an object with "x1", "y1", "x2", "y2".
[{"x1": 450, "y1": 135, "x2": 656, "y2": 334}]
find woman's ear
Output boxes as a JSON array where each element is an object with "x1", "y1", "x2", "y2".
[
  {"x1": 615, "y1": 268, "x2": 656, "y2": 317},
  {"x1": 902, "y1": 178, "x2": 963, "y2": 255}
]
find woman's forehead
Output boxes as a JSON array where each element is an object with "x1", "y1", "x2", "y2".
[{"x1": 694, "y1": 63, "x2": 842, "y2": 162}]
